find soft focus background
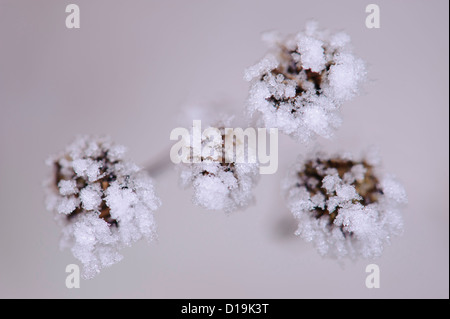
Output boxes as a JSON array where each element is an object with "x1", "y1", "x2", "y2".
[{"x1": 0, "y1": 0, "x2": 448, "y2": 298}]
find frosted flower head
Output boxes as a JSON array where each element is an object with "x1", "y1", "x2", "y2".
[
  {"x1": 45, "y1": 135, "x2": 161, "y2": 279},
  {"x1": 283, "y1": 151, "x2": 407, "y2": 259},
  {"x1": 245, "y1": 21, "x2": 366, "y2": 142},
  {"x1": 178, "y1": 119, "x2": 259, "y2": 212}
]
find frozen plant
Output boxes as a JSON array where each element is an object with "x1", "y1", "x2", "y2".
[
  {"x1": 44, "y1": 135, "x2": 161, "y2": 279},
  {"x1": 283, "y1": 151, "x2": 407, "y2": 258},
  {"x1": 177, "y1": 117, "x2": 260, "y2": 212},
  {"x1": 245, "y1": 21, "x2": 366, "y2": 142}
]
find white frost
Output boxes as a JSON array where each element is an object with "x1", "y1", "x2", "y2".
[
  {"x1": 177, "y1": 118, "x2": 259, "y2": 212},
  {"x1": 283, "y1": 151, "x2": 406, "y2": 259},
  {"x1": 45, "y1": 135, "x2": 161, "y2": 279},
  {"x1": 245, "y1": 22, "x2": 366, "y2": 143}
]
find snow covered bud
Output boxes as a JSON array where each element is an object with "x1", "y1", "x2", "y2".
[
  {"x1": 176, "y1": 119, "x2": 260, "y2": 212},
  {"x1": 245, "y1": 21, "x2": 366, "y2": 142},
  {"x1": 283, "y1": 151, "x2": 407, "y2": 259},
  {"x1": 44, "y1": 135, "x2": 161, "y2": 279}
]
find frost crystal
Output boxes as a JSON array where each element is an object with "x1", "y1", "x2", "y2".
[
  {"x1": 45, "y1": 135, "x2": 160, "y2": 279},
  {"x1": 283, "y1": 152, "x2": 407, "y2": 258},
  {"x1": 178, "y1": 119, "x2": 259, "y2": 212},
  {"x1": 245, "y1": 22, "x2": 366, "y2": 142}
]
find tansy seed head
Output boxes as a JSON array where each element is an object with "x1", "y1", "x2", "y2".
[
  {"x1": 245, "y1": 21, "x2": 366, "y2": 143},
  {"x1": 178, "y1": 119, "x2": 259, "y2": 212},
  {"x1": 45, "y1": 135, "x2": 161, "y2": 279},
  {"x1": 283, "y1": 151, "x2": 407, "y2": 259}
]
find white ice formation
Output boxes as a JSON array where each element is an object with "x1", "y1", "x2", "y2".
[{"x1": 45, "y1": 135, "x2": 160, "y2": 279}]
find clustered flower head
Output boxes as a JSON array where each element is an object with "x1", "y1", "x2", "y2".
[
  {"x1": 45, "y1": 135, "x2": 160, "y2": 279},
  {"x1": 245, "y1": 21, "x2": 366, "y2": 142},
  {"x1": 283, "y1": 151, "x2": 407, "y2": 258},
  {"x1": 178, "y1": 118, "x2": 260, "y2": 212}
]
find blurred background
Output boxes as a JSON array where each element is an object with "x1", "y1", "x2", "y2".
[{"x1": 0, "y1": 0, "x2": 448, "y2": 298}]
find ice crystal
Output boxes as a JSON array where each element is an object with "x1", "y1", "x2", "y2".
[
  {"x1": 283, "y1": 151, "x2": 407, "y2": 258},
  {"x1": 178, "y1": 118, "x2": 260, "y2": 212},
  {"x1": 45, "y1": 135, "x2": 160, "y2": 279},
  {"x1": 245, "y1": 21, "x2": 366, "y2": 142}
]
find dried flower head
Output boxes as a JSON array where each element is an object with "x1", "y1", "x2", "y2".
[
  {"x1": 44, "y1": 135, "x2": 161, "y2": 279},
  {"x1": 245, "y1": 21, "x2": 366, "y2": 142},
  {"x1": 178, "y1": 119, "x2": 259, "y2": 212},
  {"x1": 283, "y1": 151, "x2": 407, "y2": 258}
]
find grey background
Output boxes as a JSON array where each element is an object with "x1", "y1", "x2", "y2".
[{"x1": 0, "y1": 0, "x2": 448, "y2": 298}]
